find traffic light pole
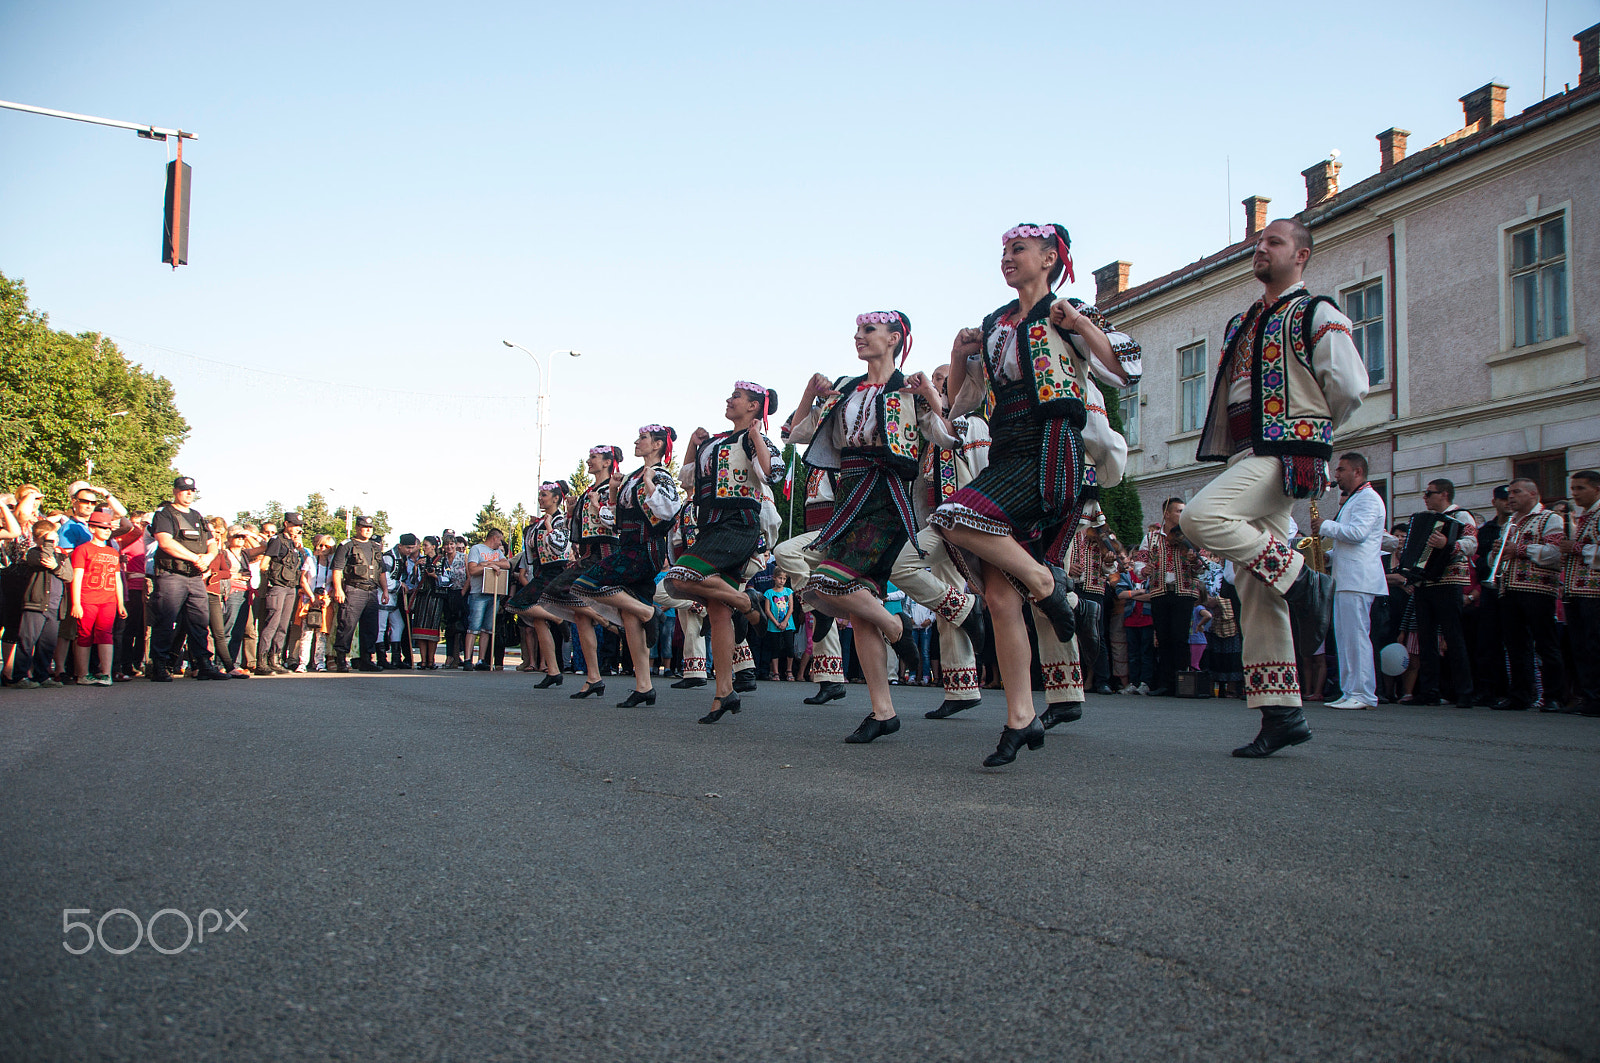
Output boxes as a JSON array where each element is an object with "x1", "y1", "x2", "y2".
[{"x1": 0, "y1": 98, "x2": 198, "y2": 268}]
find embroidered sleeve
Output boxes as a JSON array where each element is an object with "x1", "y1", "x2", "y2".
[
  {"x1": 744, "y1": 432, "x2": 785, "y2": 486},
  {"x1": 1310, "y1": 299, "x2": 1367, "y2": 429},
  {"x1": 642, "y1": 467, "x2": 684, "y2": 526},
  {"x1": 1454, "y1": 510, "x2": 1479, "y2": 559},
  {"x1": 1069, "y1": 301, "x2": 1143, "y2": 387}
]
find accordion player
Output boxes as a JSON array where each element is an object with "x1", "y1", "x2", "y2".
[{"x1": 1397, "y1": 510, "x2": 1467, "y2": 582}]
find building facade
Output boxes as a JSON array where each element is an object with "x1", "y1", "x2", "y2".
[{"x1": 1097, "y1": 24, "x2": 1600, "y2": 532}]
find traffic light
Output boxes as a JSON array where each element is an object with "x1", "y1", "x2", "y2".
[{"x1": 162, "y1": 158, "x2": 190, "y2": 266}]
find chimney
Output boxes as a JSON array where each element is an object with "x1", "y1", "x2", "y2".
[
  {"x1": 1301, "y1": 159, "x2": 1341, "y2": 208},
  {"x1": 1093, "y1": 261, "x2": 1132, "y2": 305},
  {"x1": 1577, "y1": 23, "x2": 1599, "y2": 86},
  {"x1": 1376, "y1": 127, "x2": 1410, "y2": 171},
  {"x1": 1242, "y1": 195, "x2": 1271, "y2": 238},
  {"x1": 1460, "y1": 82, "x2": 1508, "y2": 130}
]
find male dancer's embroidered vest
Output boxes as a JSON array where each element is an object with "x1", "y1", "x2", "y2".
[{"x1": 1198, "y1": 291, "x2": 1338, "y2": 464}]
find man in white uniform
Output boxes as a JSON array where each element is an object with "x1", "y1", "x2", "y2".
[{"x1": 1313, "y1": 452, "x2": 1387, "y2": 709}]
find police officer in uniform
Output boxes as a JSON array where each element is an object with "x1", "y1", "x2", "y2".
[
  {"x1": 244, "y1": 511, "x2": 311, "y2": 675},
  {"x1": 379, "y1": 532, "x2": 421, "y2": 668},
  {"x1": 331, "y1": 515, "x2": 389, "y2": 672},
  {"x1": 148, "y1": 475, "x2": 230, "y2": 682}
]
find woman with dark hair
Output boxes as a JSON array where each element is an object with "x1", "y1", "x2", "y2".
[
  {"x1": 509, "y1": 482, "x2": 575, "y2": 687},
  {"x1": 930, "y1": 222, "x2": 1139, "y2": 767},
  {"x1": 538, "y1": 445, "x2": 624, "y2": 698},
  {"x1": 664, "y1": 383, "x2": 784, "y2": 723},
  {"x1": 789, "y1": 311, "x2": 934, "y2": 743},
  {"x1": 573, "y1": 427, "x2": 683, "y2": 706}
]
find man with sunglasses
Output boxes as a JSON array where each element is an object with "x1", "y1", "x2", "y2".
[{"x1": 1408, "y1": 478, "x2": 1478, "y2": 708}]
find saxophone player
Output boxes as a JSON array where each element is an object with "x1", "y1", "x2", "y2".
[{"x1": 1311, "y1": 453, "x2": 1388, "y2": 709}]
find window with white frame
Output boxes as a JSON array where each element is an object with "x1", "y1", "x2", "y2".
[
  {"x1": 1509, "y1": 214, "x2": 1568, "y2": 347},
  {"x1": 1119, "y1": 382, "x2": 1140, "y2": 447},
  {"x1": 1342, "y1": 280, "x2": 1385, "y2": 385},
  {"x1": 1178, "y1": 341, "x2": 1207, "y2": 433}
]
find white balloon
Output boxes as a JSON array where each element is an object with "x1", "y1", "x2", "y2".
[{"x1": 1379, "y1": 643, "x2": 1410, "y2": 677}]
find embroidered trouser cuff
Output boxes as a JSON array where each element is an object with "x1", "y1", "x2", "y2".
[
  {"x1": 1182, "y1": 453, "x2": 1302, "y2": 708},
  {"x1": 1034, "y1": 591, "x2": 1084, "y2": 704},
  {"x1": 889, "y1": 529, "x2": 973, "y2": 626}
]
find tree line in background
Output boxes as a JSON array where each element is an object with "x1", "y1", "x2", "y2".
[{"x1": 0, "y1": 272, "x2": 189, "y2": 510}]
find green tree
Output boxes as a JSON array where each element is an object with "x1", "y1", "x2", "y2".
[
  {"x1": 1100, "y1": 387, "x2": 1144, "y2": 548},
  {"x1": 508, "y1": 501, "x2": 531, "y2": 541},
  {"x1": 470, "y1": 495, "x2": 510, "y2": 545},
  {"x1": 0, "y1": 272, "x2": 190, "y2": 510},
  {"x1": 568, "y1": 458, "x2": 593, "y2": 496}
]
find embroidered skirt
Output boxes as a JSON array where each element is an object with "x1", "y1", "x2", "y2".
[
  {"x1": 410, "y1": 584, "x2": 445, "y2": 639},
  {"x1": 573, "y1": 527, "x2": 667, "y2": 606},
  {"x1": 930, "y1": 383, "x2": 1081, "y2": 545},
  {"x1": 667, "y1": 508, "x2": 762, "y2": 587},
  {"x1": 810, "y1": 463, "x2": 911, "y2": 598},
  {"x1": 508, "y1": 561, "x2": 569, "y2": 612}
]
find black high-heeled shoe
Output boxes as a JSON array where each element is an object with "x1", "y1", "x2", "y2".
[
  {"x1": 617, "y1": 689, "x2": 656, "y2": 707},
  {"x1": 698, "y1": 695, "x2": 741, "y2": 724},
  {"x1": 982, "y1": 717, "x2": 1045, "y2": 766},
  {"x1": 844, "y1": 713, "x2": 900, "y2": 744},
  {"x1": 534, "y1": 673, "x2": 564, "y2": 689},
  {"x1": 569, "y1": 681, "x2": 605, "y2": 699}
]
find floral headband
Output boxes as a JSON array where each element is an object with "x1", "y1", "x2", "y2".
[
  {"x1": 1002, "y1": 223, "x2": 1076, "y2": 289},
  {"x1": 734, "y1": 381, "x2": 770, "y2": 430},
  {"x1": 855, "y1": 311, "x2": 913, "y2": 366},
  {"x1": 639, "y1": 424, "x2": 674, "y2": 465},
  {"x1": 589, "y1": 445, "x2": 619, "y2": 460},
  {"x1": 539, "y1": 480, "x2": 567, "y2": 497}
]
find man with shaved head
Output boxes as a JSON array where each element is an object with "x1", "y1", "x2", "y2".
[{"x1": 1178, "y1": 218, "x2": 1369, "y2": 757}]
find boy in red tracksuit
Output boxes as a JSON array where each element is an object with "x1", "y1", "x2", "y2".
[{"x1": 70, "y1": 510, "x2": 126, "y2": 686}]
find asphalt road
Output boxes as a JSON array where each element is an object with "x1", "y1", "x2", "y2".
[{"x1": 2, "y1": 670, "x2": 1596, "y2": 1062}]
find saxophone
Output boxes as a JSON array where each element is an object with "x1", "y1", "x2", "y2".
[{"x1": 1299, "y1": 499, "x2": 1329, "y2": 573}]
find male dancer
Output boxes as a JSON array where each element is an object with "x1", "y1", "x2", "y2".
[
  {"x1": 772, "y1": 417, "x2": 849, "y2": 705},
  {"x1": 1179, "y1": 218, "x2": 1366, "y2": 757}
]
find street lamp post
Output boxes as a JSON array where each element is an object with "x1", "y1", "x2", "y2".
[{"x1": 502, "y1": 342, "x2": 582, "y2": 486}]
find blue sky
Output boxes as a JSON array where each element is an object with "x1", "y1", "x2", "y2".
[{"x1": 3, "y1": 0, "x2": 1594, "y2": 532}]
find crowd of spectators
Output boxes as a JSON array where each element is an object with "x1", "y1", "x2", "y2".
[{"x1": 3, "y1": 460, "x2": 1596, "y2": 719}]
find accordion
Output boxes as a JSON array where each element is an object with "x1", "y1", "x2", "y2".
[{"x1": 1397, "y1": 510, "x2": 1466, "y2": 582}]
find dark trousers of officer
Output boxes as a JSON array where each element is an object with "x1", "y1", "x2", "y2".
[
  {"x1": 150, "y1": 573, "x2": 212, "y2": 671},
  {"x1": 1499, "y1": 589, "x2": 1564, "y2": 708},
  {"x1": 441, "y1": 592, "x2": 467, "y2": 659},
  {"x1": 259, "y1": 585, "x2": 297, "y2": 666},
  {"x1": 334, "y1": 585, "x2": 379, "y2": 660},
  {"x1": 1149, "y1": 593, "x2": 1195, "y2": 693},
  {"x1": 1472, "y1": 585, "x2": 1509, "y2": 698},
  {"x1": 1566, "y1": 596, "x2": 1600, "y2": 708},
  {"x1": 1414, "y1": 582, "x2": 1473, "y2": 703}
]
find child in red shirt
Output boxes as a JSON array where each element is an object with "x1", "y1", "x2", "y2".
[{"x1": 71, "y1": 510, "x2": 126, "y2": 686}]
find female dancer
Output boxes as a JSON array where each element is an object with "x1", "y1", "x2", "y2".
[
  {"x1": 930, "y1": 223, "x2": 1133, "y2": 766},
  {"x1": 539, "y1": 446, "x2": 624, "y2": 699},
  {"x1": 664, "y1": 383, "x2": 783, "y2": 723},
  {"x1": 789, "y1": 311, "x2": 931, "y2": 743},
  {"x1": 511, "y1": 482, "x2": 575, "y2": 687},
  {"x1": 573, "y1": 427, "x2": 682, "y2": 706}
]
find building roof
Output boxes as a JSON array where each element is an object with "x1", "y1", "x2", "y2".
[{"x1": 1101, "y1": 76, "x2": 1600, "y2": 316}]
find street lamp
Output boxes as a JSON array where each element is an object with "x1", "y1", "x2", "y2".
[
  {"x1": 502, "y1": 341, "x2": 582, "y2": 486},
  {"x1": 328, "y1": 487, "x2": 368, "y2": 537},
  {"x1": 85, "y1": 410, "x2": 129, "y2": 480}
]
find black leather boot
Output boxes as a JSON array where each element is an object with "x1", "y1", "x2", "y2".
[
  {"x1": 1040, "y1": 702, "x2": 1083, "y2": 729},
  {"x1": 1032, "y1": 566, "x2": 1076, "y2": 644},
  {"x1": 1232, "y1": 705, "x2": 1313, "y2": 758},
  {"x1": 844, "y1": 713, "x2": 900, "y2": 744},
  {"x1": 983, "y1": 717, "x2": 1045, "y2": 766},
  {"x1": 804, "y1": 681, "x2": 846, "y2": 705},
  {"x1": 925, "y1": 698, "x2": 976, "y2": 719}
]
